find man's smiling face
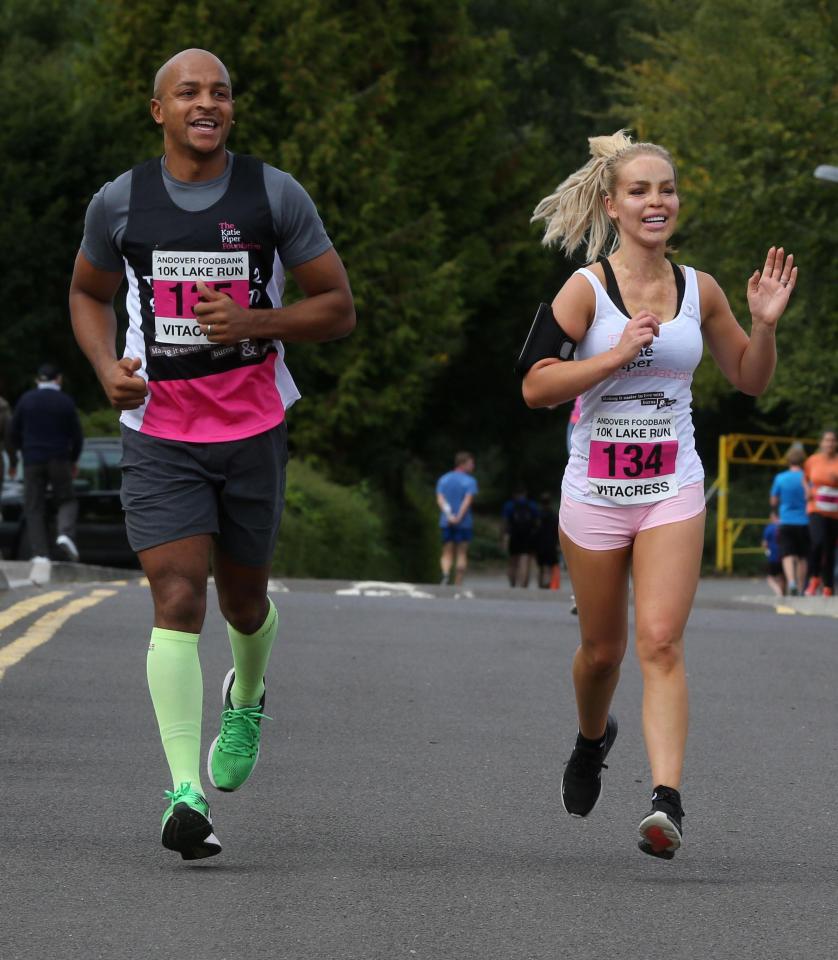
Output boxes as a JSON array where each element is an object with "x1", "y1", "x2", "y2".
[{"x1": 151, "y1": 50, "x2": 234, "y2": 162}]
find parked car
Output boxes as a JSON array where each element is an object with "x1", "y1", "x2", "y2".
[{"x1": 0, "y1": 437, "x2": 137, "y2": 568}]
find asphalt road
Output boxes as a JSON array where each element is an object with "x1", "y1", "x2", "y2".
[{"x1": 1, "y1": 575, "x2": 837, "y2": 959}]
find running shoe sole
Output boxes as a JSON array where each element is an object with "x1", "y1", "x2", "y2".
[
  {"x1": 560, "y1": 714, "x2": 618, "y2": 818},
  {"x1": 638, "y1": 810, "x2": 682, "y2": 860},
  {"x1": 207, "y1": 668, "x2": 261, "y2": 792},
  {"x1": 161, "y1": 802, "x2": 221, "y2": 861}
]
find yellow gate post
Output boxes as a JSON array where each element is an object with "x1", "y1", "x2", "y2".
[
  {"x1": 716, "y1": 434, "x2": 729, "y2": 572},
  {"x1": 712, "y1": 433, "x2": 819, "y2": 573}
]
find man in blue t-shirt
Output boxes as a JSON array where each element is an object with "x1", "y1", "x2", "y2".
[
  {"x1": 769, "y1": 445, "x2": 809, "y2": 595},
  {"x1": 436, "y1": 451, "x2": 478, "y2": 585}
]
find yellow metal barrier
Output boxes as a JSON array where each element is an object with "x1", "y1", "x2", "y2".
[
  {"x1": 713, "y1": 434, "x2": 819, "y2": 573},
  {"x1": 723, "y1": 518, "x2": 770, "y2": 573}
]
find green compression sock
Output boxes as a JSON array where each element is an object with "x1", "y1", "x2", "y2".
[
  {"x1": 227, "y1": 598, "x2": 278, "y2": 707},
  {"x1": 146, "y1": 628, "x2": 204, "y2": 793}
]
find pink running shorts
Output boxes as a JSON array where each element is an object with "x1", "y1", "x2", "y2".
[{"x1": 559, "y1": 482, "x2": 706, "y2": 551}]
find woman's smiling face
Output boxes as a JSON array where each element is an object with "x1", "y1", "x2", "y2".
[{"x1": 604, "y1": 153, "x2": 679, "y2": 247}]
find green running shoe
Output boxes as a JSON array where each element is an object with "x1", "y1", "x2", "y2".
[
  {"x1": 207, "y1": 669, "x2": 270, "y2": 792},
  {"x1": 161, "y1": 781, "x2": 221, "y2": 860}
]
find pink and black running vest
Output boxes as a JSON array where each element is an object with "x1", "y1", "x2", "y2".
[{"x1": 120, "y1": 154, "x2": 299, "y2": 443}]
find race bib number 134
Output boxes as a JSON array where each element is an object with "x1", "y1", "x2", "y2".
[{"x1": 587, "y1": 413, "x2": 679, "y2": 505}]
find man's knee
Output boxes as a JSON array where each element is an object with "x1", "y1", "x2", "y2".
[
  {"x1": 217, "y1": 592, "x2": 268, "y2": 635},
  {"x1": 150, "y1": 574, "x2": 207, "y2": 631}
]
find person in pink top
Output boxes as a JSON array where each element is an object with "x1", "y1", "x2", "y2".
[
  {"x1": 524, "y1": 129, "x2": 796, "y2": 859},
  {"x1": 566, "y1": 394, "x2": 583, "y2": 455},
  {"x1": 70, "y1": 49, "x2": 355, "y2": 861}
]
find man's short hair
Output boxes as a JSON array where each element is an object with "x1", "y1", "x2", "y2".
[
  {"x1": 36, "y1": 363, "x2": 61, "y2": 382},
  {"x1": 454, "y1": 451, "x2": 473, "y2": 468},
  {"x1": 787, "y1": 444, "x2": 805, "y2": 466}
]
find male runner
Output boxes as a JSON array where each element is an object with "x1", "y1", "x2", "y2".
[{"x1": 69, "y1": 48, "x2": 355, "y2": 860}]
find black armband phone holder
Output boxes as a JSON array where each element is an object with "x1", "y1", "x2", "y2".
[{"x1": 515, "y1": 302, "x2": 576, "y2": 377}]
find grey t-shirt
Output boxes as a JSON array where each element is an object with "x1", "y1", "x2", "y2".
[{"x1": 80, "y1": 152, "x2": 332, "y2": 272}]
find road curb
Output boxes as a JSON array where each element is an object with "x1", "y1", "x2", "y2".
[{"x1": 0, "y1": 560, "x2": 142, "y2": 590}]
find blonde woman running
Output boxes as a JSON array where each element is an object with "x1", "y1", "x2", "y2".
[{"x1": 524, "y1": 131, "x2": 796, "y2": 859}]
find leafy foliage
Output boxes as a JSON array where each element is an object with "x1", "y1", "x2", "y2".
[
  {"x1": 0, "y1": 0, "x2": 101, "y2": 400},
  {"x1": 274, "y1": 459, "x2": 393, "y2": 579},
  {"x1": 611, "y1": 0, "x2": 837, "y2": 433}
]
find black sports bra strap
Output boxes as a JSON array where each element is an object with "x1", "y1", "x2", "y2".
[
  {"x1": 598, "y1": 257, "x2": 630, "y2": 318},
  {"x1": 598, "y1": 257, "x2": 685, "y2": 319},
  {"x1": 671, "y1": 259, "x2": 685, "y2": 315}
]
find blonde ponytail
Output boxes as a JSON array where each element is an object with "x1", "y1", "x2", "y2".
[{"x1": 532, "y1": 130, "x2": 676, "y2": 263}]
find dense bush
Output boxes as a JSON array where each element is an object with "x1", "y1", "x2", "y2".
[
  {"x1": 79, "y1": 408, "x2": 121, "y2": 437},
  {"x1": 274, "y1": 459, "x2": 396, "y2": 580}
]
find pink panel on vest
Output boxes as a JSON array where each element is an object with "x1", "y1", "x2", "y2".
[{"x1": 141, "y1": 353, "x2": 284, "y2": 442}]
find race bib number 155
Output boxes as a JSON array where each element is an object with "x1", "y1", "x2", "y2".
[{"x1": 152, "y1": 251, "x2": 249, "y2": 345}]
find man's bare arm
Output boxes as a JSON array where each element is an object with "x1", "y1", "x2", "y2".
[
  {"x1": 69, "y1": 252, "x2": 149, "y2": 410},
  {"x1": 192, "y1": 248, "x2": 356, "y2": 344}
]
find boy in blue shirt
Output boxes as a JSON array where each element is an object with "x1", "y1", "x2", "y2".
[{"x1": 769, "y1": 446, "x2": 809, "y2": 595}]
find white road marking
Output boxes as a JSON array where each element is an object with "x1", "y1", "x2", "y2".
[{"x1": 336, "y1": 581, "x2": 434, "y2": 600}]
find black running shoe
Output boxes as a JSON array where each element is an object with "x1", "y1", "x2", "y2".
[
  {"x1": 561, "y1": 714, "x2": 618, "y2": 817},
  {"x1": 161, "y1": 782, "x2": 221, "y2": 861},
  {"x1": 638, "y1": 785, "x2": 683, "y2": 860}
]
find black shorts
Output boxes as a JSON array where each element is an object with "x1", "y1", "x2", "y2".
[
  {"x1": 119, "y1": 422, "x2": 288, "y2": 565},
  {"x1": 778, "y1": 524, "x2": 809, "y2": 559},
  {"x1": 765, "y1": 559, "x2": 783, "y2": 577},
  {"x1": 508, "y1": 534, "x2": 533, "y2": 556}
]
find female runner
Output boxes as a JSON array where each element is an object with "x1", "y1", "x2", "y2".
[{"x1": 524, "y1": 130, "x2": 797, "y2": 859}]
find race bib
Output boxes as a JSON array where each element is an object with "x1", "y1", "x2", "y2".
[
  {"x1": 152, "y1": 251, "x2": 249, "y2": 345},
  {"x1": 587, "y1": 412, "x2": 679, "y2": 505},
  {"x1": 814, "y1": 486, "x2": 838, "y2": 514}
]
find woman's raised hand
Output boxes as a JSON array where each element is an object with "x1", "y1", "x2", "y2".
[{"x1": 747, "y1": 246, "x2": 797, "y2": 329}]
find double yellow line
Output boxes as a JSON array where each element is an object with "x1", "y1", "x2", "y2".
[{"x1": 0, "y1": 588, "x2": 117, "y2": 682}]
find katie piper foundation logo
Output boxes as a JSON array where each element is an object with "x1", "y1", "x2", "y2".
[{"x1": 218, "y1": 220, "x2": 261, "y2": 251}]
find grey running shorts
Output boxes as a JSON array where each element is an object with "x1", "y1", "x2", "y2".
[{"x1": 119, "y1": 422, "x2": 288, "y2": 566}]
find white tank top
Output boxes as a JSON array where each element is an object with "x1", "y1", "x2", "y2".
[{"x1": 562, "y1": 265, "x2": 705, "y2": 507}]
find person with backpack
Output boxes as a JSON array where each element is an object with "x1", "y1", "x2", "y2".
[
  {"x1": 533, "y1": 492, "x2": 561, "y2": 589},
  {"x1": 502, "y1": 489, "x2": 539, "y2": 587}
]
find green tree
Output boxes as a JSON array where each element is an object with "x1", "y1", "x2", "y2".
[
  {"x1": 612, "y1": 0, "x2": 837, "y2": 434},
  {"x1": 0, "y1": 0, "x2": 100, "y2": 401}
]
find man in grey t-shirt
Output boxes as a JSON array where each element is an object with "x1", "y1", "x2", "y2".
[{"x1": 69, "y1": 47, "x2": 355, "y2": 862}]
